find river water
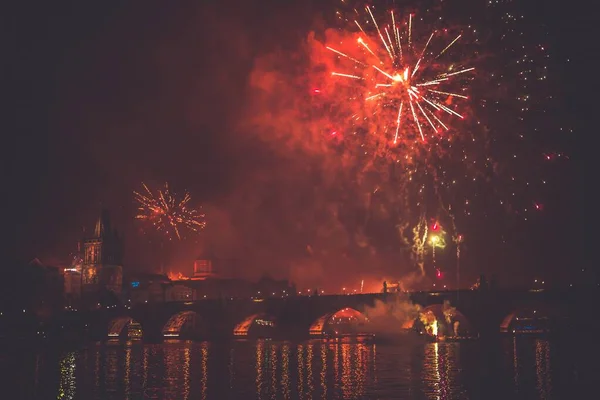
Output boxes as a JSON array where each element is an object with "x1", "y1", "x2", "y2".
[{"x1": 1, "y1": 336, "x2": 593, "y2": 399}]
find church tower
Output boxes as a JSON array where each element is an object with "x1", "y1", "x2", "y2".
[{"x1": 82, "y1": 209, "x2": 123, "y2": 294}]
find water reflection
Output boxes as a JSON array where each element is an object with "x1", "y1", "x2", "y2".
[
  {"x1": 513, "y1": 336, "x2": 519, "y2": 390},
  {"x1": 94, "y1": 350, "x2": 100, "y2": 389},
  {"x1": 105, "y1": 346, "x2": 121, "y2": 394},
  {"x1": 422, "y1": 342, "x2": 469, "y2": 400},
  {"x1": 184, "y1": 347, "x2": 191, "y2": 399},
  {"x1": 535, "y1": 340, "x2": 552, "y2": 399},
  {"x1": 423, "y1": 343, "x2": 441, "y2": 398},
  {"x1": 333, "y1": 342, "x2": 339, "y2": 386},
  {"x1": 142, "y1": 346, "x2": 148, "y2": 390},
  {"x1": 372, "y1": 343, "x2": 377, "y2": 385},
  {"x1": 1, "y1": 336, "x2": 577, "y2": 399},
  {"x1": 282, "y1": 344, "x2": 291, "y2": 399},
  {"x1": 228, "y1": 347, "x2": 235, "y2": 390},
  {"x1": 306, "y1": 343, "x2": 314, "y2": 398},
  {"x1": 200, "y1": 342, "x2": 208, "y2": 400},
  {"x1": 254, "y1": 340, "x2": 279, "y2": 399},
  {"x1": 297, "y1": 344, "x2": 304, "y2": 399},
  {"x1": 124, "y1": 347, "x2": 130, "y2": 395},
  {"x1": 270, "y1": 344, "x2": 277, "y2": 398},
  {"x1": 255, "y1": 340, "x2": 263, "y2": 396},
  {"x1": 341, "y1": 344, "x2": 351, "y2": 398},
  {"x1": 57, "y1": 352, "x2": 76, "y2": 400},
  {"x1": 511, "y1": 336, "x2": 554, "y2": 399},
  {"x1": 354, "y1": 343, "x2": 366, "y2": 393},
  {"x1": 320, "y1": 344, "x2": 327, "y2": 400}
]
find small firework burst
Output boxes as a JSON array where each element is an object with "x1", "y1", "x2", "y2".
[{"x1": 134, "y1": 182, "x2": 206, "y2": 240}]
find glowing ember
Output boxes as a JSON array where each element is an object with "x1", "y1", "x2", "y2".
[{"x1": 168, "y1": 271, "x2": 189, "y2": 281}]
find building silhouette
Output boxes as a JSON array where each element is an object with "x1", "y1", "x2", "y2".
[
  {"x1": 81, "y1": 209, "x2": 123, "y2": 295},
  {"x1": 193, "y1": 248, "x2": 218, "y2": 280}
]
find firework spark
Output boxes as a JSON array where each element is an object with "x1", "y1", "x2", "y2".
[
  {"x1": 134, "y1": 182, "x2": 206, "y2": 240},
  {"x1": 327, "y1": 6, "x2": 474, "y2": 145}
]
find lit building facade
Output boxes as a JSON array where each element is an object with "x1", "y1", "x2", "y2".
[
  {"x1": 125, "y1": 252, "x2": 296, "y2": 302},
  {"x1": 193, "y1": 257, "x2": 217, "y2": 280},
  {"x1": 81, "y1": 209, "x2": 123, "y2": 295}
]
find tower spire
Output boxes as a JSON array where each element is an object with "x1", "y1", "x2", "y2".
[{"x1": 94, "y1": 208, "x2": 111, "y2": 237}]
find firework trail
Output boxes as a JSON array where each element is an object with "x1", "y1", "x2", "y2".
[
  {"x1": 411, "y1": 216, "x2": 428, "y2": 276},
  {"x1": 134, "y1": 182, "x2": 206, "y2": 240}
]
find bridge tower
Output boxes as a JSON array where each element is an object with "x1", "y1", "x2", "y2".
[{"x1": 81, "y1": 209, "x2": 123, "y2": 295}]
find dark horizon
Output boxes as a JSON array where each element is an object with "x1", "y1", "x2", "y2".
[{"x1": 7, "y1": 0, "x2": 587, "y2": 292}]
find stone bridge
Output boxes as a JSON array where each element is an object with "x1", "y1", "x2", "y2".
[{"x1": 83, "y1": 287, "x2": 595, "y2": 342}]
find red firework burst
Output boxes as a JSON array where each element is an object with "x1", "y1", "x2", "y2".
[{"x1": 324, "y1": 5, "x2": 474, "y2": 146}]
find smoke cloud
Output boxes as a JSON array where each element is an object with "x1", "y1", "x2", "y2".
[{"x1": 364, "y1": 294, "x2": 422, "y2": 335}]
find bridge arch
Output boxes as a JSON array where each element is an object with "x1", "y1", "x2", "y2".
[
  {"x1": 405, "y1": 304, "x2": 472, "y2": 338},
  {"x1": 162, "y1": 311, "x2": 205, "y2": 339},
  {"x1": 107, "y1": 316, "x2": 143, "y2": 340},
  {"x1": 233, "y1": 313, "x2": 276, "y2": 338},
  {"x1": 500, "y1": 307, "x2": 560, "y2": 334},
  {"x1": 309, "y1": 307, "x2": 370, "y2": 337}
]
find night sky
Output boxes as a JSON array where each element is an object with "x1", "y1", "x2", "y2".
[{"x1": 7, "y1": 0, "x2": 586, "y2": 291}]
